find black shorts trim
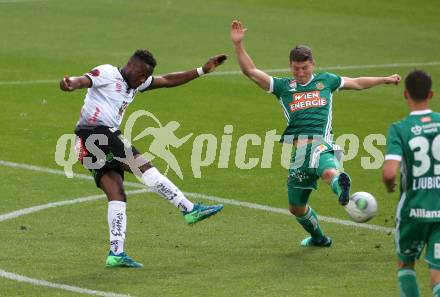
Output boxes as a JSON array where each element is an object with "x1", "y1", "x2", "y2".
[{"x1": 75, "y1": 126, "x2": 140, "y2": 188}]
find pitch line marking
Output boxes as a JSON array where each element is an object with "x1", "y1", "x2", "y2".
[
  {"x1": 0, "y1": 190, "x2": 147, "y2": 297},
  {"x1": 0, "y1": 189, "x2": 148, "y2": 222},
  {"x1": 0, "y1": 159, "x2": 394, "y2": 233},
  {"x1": 0, "y1": 61, "x2": 439, "y2": 85},
  {"x1": 0, "y1": 0, "x2": 44, "y2": 3},
  {"x1": 210, "y1": 61, "x2": 440, "y2": 76},
  {"x1": 0, "y1": 160, "x2": 145, "y2": 189},
  {"x1": 0, "y1": 269, "x2": 132, "y2": 297}
]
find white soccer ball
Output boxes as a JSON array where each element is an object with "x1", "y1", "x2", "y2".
[{"x1": 344, "y1": 192, "x2": 378, "y2": 223}]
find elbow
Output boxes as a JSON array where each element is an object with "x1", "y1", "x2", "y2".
[
  {"x1": 351, "y1": 84, "x2": 364, "y2": 90},
  {"x1": 240, "y1": 66, "x2": 256, "y2": 77},
  {"x1": 241, "y1": 68, "x2": 253, "y2": 78},
  {"x1": 243, "y1": 69, "x2": 260, "y2": 81}
]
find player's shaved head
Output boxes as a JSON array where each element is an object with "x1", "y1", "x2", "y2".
[
  {"x1": 405, "y1": 70, "x2": 432, "y2": 101},
  {"x1": 289, "y1": 45, "x2": 313, "y2": 63}
]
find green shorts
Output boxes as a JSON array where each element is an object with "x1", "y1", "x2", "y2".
[
  {"x1": 396, "y1": 219, "x2": 440, "y2": 269},
  {"x1": 287, "y1": 142, "x2": 342, "y2": 206}
]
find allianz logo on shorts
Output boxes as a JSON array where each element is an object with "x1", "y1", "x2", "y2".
[{"x1": 409, "y1": 208, "x2": 440, "y2": 218}]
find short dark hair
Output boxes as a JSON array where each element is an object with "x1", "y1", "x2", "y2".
[
  {"x1": 405, "y1": 70, "x2": 432, "y2": 101},
  {"x1": 289, "y1": 45, "x2": 313, "y2": 62},
  {"x1": 132, "y1": 49, "x2": 157, "y2": 68}
]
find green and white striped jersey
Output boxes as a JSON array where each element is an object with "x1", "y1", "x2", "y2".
[
  {"x1": 269, "y1": 72, "x2": 343, "y2": 142},
  {"x1": 386, "y1": 109, "x2": 440, "y2": 222}
]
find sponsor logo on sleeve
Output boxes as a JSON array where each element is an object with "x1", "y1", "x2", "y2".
[{"x1": 88, "y1": 69, "x2": 100, "y2": 77}]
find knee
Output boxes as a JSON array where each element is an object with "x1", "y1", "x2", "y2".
[
  {"x1": 107, "y1": 186, "x2": 127, "y2": 202},
  {"x1": 430, "y1": 269, "x2": 440, "y2": 287},
  {"x1": 321, "y1": 168, "x2": 338, "y2": 184},
  {"x1": 289, "y1": 205, "x2": 308, "y2": 217},
  {"x1": 139, "y1": 162, "x2": 154, "y2": 173},
  {"x1": 119, "y1": 190, "x2": 127, "y2": 202},
  {"x1": 398, "y1": 260, "x2": 415, "y2": 270}
]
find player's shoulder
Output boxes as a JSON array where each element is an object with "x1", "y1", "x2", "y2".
[
  {"x1": 86, "y1": 64, "x2": 119, "y2": 81},
  {"x1": 391, "y1": 116, "x2": 410, "y2": 127},
  {"x1": 388, "y1": 115, "x2": 415, "y2": 135},
  {"x1": 271, "y1": 76, "x2": 295, "y2": 89},
  {"x1": 315, "y1": 72, "x2": 340, "y2": 80},
  {"x1": 431, "y1": 111, "x2": 440, "y2": 120},
  {"x1": 91, "y1": 64, "x2": 118, "y2": 74},
  {"x1": 272, "y1": 76, "x2": 293, "y2": 83}
]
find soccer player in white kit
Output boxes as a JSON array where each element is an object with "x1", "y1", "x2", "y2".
[{"x1": 60, "y1": 49, "x2": 227, "y2": 268}]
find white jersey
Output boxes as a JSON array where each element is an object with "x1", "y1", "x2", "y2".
[{"x1": 76, "y1": 64, "x2": 153, "y2": 129}]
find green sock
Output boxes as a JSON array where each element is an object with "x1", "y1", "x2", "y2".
[
  {"x1": 398, "y1": 269, "x2": 420, "y2": 297},
  {"x1": 330, "y1": 175, "x2": 342, "y2": 196},
  {"x1": 433, "y1": 282, "x2": 440, "y2": 297},
  {"x1": 296, "y1": 206, "x2": 324, "y2": 241}
]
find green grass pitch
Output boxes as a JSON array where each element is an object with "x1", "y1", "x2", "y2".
[{"x1": 0, "y1": 0, "x2": 439, "y2": 296}]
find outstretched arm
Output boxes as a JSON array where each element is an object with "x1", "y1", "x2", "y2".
[
  {"x1": 231, "y1": 20, "x2": 271, "y2": 91},
  {"x1": 341, "y1": 74, "x2": 401, "y2": 90},
  {"x1": 59, "y1": 76, "x2": 91, "y2": 92},
  {"x1": 383, "y1": 159, "x2": 400, "y2": 192},
  {"x1": 148, "y1": 54, "x2": 227, "y2": 90}
]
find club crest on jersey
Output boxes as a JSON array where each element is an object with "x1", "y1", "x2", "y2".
[
  {"x1": 411, "y1": 125, "x2": 423, "y2": 135},
  {"x1": 289, "y1": 80, "x2": 297, "y2": 91},
  {"x1": 316, "y1": 82, "x2": 325, "y2": 90},
  {"x1": 289, "y1": 91, "x2": 326, "y2": 112}
]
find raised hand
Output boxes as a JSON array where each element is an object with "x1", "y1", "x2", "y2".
[
  {"x1": 202, "y1": 54, "x2": 228, "y2": 74},
  {"x1": 60, "y1": 76, "x2": 74, "y2": 91},
  {"x1": 385, "y1": 74, "x2": 401, "y2": 85},
  {"x1": 231, "y1": 20, "x2": 247, "y2": 44}
]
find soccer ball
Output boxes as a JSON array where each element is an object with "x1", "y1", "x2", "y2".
[{"x1": 344, "y1": 192, "x2": 378, "y2": 223}]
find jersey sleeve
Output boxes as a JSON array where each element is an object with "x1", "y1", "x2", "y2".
[
  {"x1": 385, "y1": 124, "x2": 403, "y2": 161},
  {"x1": 84, "y1": 65, "x2": 114, "y2": 88},
  {"x1": 269, "y1": 76, "x2": 288, "y2": 97},
  {"x1": 137, "y1": 76, "x2": 154, "y2": 92},
  {"x1": 326, "y1": 72, "x2": 344, "y2": 92}
]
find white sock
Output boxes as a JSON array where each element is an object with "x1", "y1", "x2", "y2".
[
  {"x1": 141, "y1": 167, "x2": 194, "y2": 212},
  {"x1": 108, "y1": 201, "x2": 126, "y2": 255}
]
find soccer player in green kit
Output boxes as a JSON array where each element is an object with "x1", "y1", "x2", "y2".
[
  {"x1": 383, "y1": 70, "x2": 440, "y2": 297},
  {"x1": 230, "y1": 20, "x2": 401, "y2": 247}
]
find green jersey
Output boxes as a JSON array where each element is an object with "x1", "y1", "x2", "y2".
[
  {"x1": 270, "y1": 72, "x2": 343, "y2": 142},
  {"x1": 386, "y1": 110, "x2": 440, "y2": 222}
]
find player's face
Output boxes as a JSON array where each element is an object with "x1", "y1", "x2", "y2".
[
  {"x1": 127, "y1": 60, "x2": 154, "y2": 89},
  {"x1": 290, "y1": 60, "x2": 314, "y2": 85}
]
